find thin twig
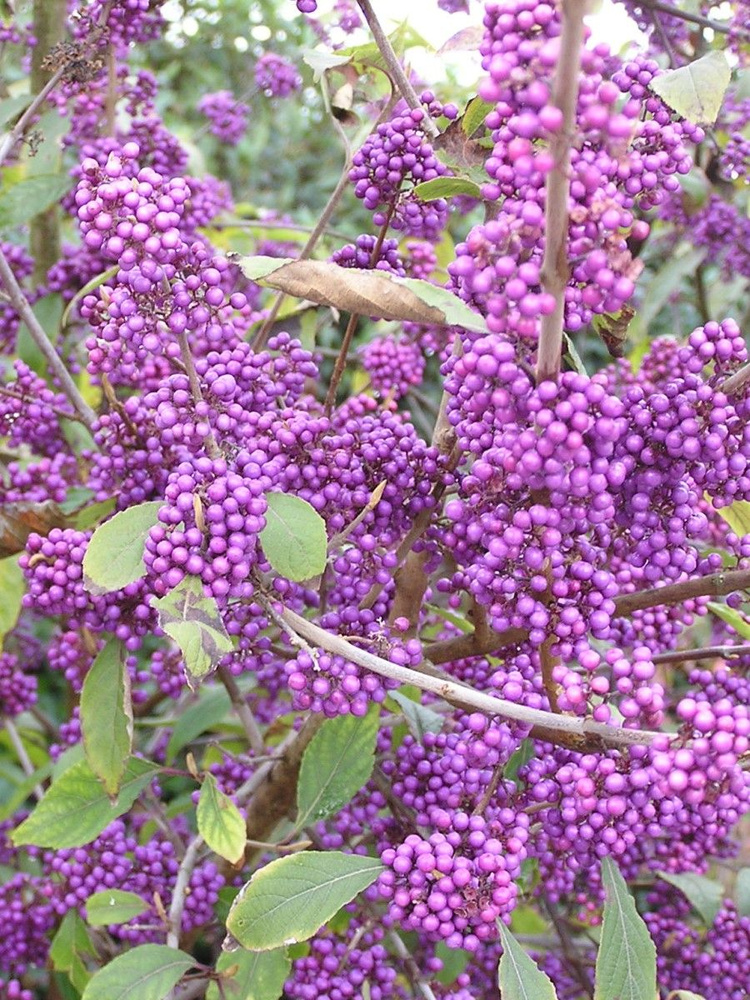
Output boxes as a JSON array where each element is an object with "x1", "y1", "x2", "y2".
[
  {"x1": 637, "y1": 0, "x2": 750, "y2": 38},
  {"x1": 4, "y1": 718, "x2": 44, "y2": 801},
  {"x1": 0, "y1": 248, "x2": 97, "y2": 428},
  {"x1": 176, "y1": 328, "x2": 221, "y2": 460},
  {"x1": 537, "y1": 0, "x2": 587, "y2": 383},
  {"x1": 216, "y1": 664, "x2": 264, "y2": 754},
  {"x1": 355, "y1": 0, "x2": 439, "y2": 138},
  {"x1": 652, "y1": 643, "x2": 750, "y2": 665},
  {"x1": 0, "y1": 66, "x2": 65, "y2": 168},
  {"x1": 167, "y1": 834, "x2": 204, "y2": 949},
  {"x1": 252, "y1": 158, "x2": 354, "y2": 350}
]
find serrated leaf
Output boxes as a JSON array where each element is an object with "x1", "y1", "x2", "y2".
[
  {"x1": 707, "y1": 601, "x2": 750, "y2": 640},
  {"x1": 80, "y1": 944, "x2": 194, "y2": 1000},
  {"x1": 414, "y1": 176, "x2": 482, "y2": 202},
  {"x1": 296, "y1": 708, "x2": 379, "y2": 830},
  {"x1": 0, "y1": 173, "x2": 72, "y2": 230},
  {"x1": 711, "y1": 499, "x2": 750, "y2": 538},
  {"x1": 206, "y1": 947, "x2": 291, "y2": 1000},
  {"x1": 166, "y1": 687, "x2": 232, "y2": 763},
  {"x1": 80, "y1": 639, "x2": 132, "y2": 796},
  {"x1": 234, "y1": 257, "x2": 487, "y2": 332},
  {"x1": 736, "y1": 868, "x2": 750, "y2": 916},
  {"x1": 83, "y1": 501, "x2": 163, "y2": 594},
  {"x1": 152, "y1": 575, "x2": 233, "y2": 685},
  {"x1": 12, "y1": 756, "x2": 158, "y2": 849},
  {"x1": 595, "y1": 856, "x2": 657, "y2": 1000},
  {"x1": 389, "y1": 690, "x2": 444, "y2": 741},
  {"x1": 85, "y1": 889, "x2": 149, "y2": 927},
  {"x1": 198, "y1": 773, "x2": 247, "y2": 865},
  {"x1": 260, "y1": 493, "x2": 327, "y2": 582},
  {"x1": 650, "y1": 51, "x2": 731, "y2": 125},
  {"x1": 657, "y1": 871, "x2": 723, "y2": 926},
  {"x1": 0, "y1": 554, "x2": 24, "y2": 646},
  {"x1": 50, "y1": 910, "x2": 96, "y2": 993},
  {"x1": 225, "y1": 851, "x2": 383, "y2": 951},
  {"x1": 497, "y1": 922, "x2": 559, "y2": 999}
]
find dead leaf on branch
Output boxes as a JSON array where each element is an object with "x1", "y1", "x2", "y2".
[
  {"x1": 0, "y1": 500, "x2": 67, "y2": 557},
  {"x1": 433, "y1": 116, "x2": 489, "y2": 176},
  {"x1": 234, "y1": 256, "x2": 487, "y2": 332}
]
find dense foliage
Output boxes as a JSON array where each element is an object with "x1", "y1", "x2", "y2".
[{"x1": 0, "y1": 0, "x2": 749, "y2": 997}]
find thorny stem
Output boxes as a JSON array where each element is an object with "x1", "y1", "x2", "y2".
[
  {"x1": 0, "y1": 247, "x2": 97, "y2": 428},
  {"x1": 355, "y1": 0, "x2": 440, "y2": 139},
  {"x1": 536, "y1": 0, "x2": 587, "y2": 383}
]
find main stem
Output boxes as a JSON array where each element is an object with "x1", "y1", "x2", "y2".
[{"x1": 536, "y1": 0, "x2": 587, "y2": 383}]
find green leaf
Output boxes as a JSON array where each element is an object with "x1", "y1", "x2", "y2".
[
  {"x1": 497, "y1": 921, "x2": 559, "y2": 999},
  {"x1": 198, "y1": 772, "x2": 247, "y2": 865},
  {"x1": 504, "y1": 739, "x2": 534, "y2": 786},
  {"x1": 237, "y1": 255, "x2": 292, "y2": 281},
  {"x1": 595, "y1": 856, "x2": 657, "y2": 1000},
  {"x1": 12, "y1": 756, "x2": 159, "y2": 849},
  {"x1": 151, "y1": 575, "x2": 233, "y2": 685},
  {"x1": 260, "y1": 493, "x2": 327, "y2": 583},
  {"x1": 398, "y1": 277, "x2": 487, "y2": 332},
  {"x1": 166, "y1": 687, "x2": 232, "y2": 763},
  {"x1": 0, "y1": 94, "x2": 33, "y2": 129},
  {"x1": 657, "y1": 871, "x2": 723, "y2": 926},
  {"x1": 563, "y1": 332, "x2": 588, "y2": 377},
  {"x1": 0, "y1": 173, "x2": 72, "y2": 230},
  {"x1": 461, "y1": 96, "x2": 493, "y2": 137},
  {"x1": 414, "y1": 176, "x2": 482, "y2": 202},
  {"x1": 435, "y1": 941, "x2": 470, "y2": 985},
  {"x1": 80, "y1": 639, "x2": 132, "y2": 796},
  {"x1": 81, "y1": 944, "x2": 193, "y2": 1000},
  {"x1": 206, "y1": 947, "x2": 291, "y2": 1000},
  {"x1": 17, "y1": 293, "x2": 63, "y2": 375},
  {"x1": 225, "y1": 851, "x2": 383, "y2": 951},
  {"x1": 650, "y1": 51, "x2": 731, "y2": 125},
  {"x1": 296, "y1": 708, "x2": 379, "y2": 830},
  {"x1": 50, "y1": 910, "x2": 96, "y2": 993},
  {"x1": 83, "y1": 501, "x2": 163, "y2": 594},
  {"x1": 736, "y1": 868, "x2": 750, "y2": 916},
  {"x1": 627, "y1": 245, "x2": 707, "y2": 347},
  {"x1": 62, "y1": 265, "x2": 119, "y2": 328},
  {"x1": 711, "y1": 499, "x2": 750, "y2": 538},
  {"x1": 85, "y1": 889, "x2": 149, "y2": 927},
  {"x1": 707, "y1": 601, "x2": 750, "y2": 640},
  {"x1": 389, "y1": 690, "x2": 444, "y2": 741},
  {"x1": 0, "y1": 555, "x2": 24, "y2": 646}
]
